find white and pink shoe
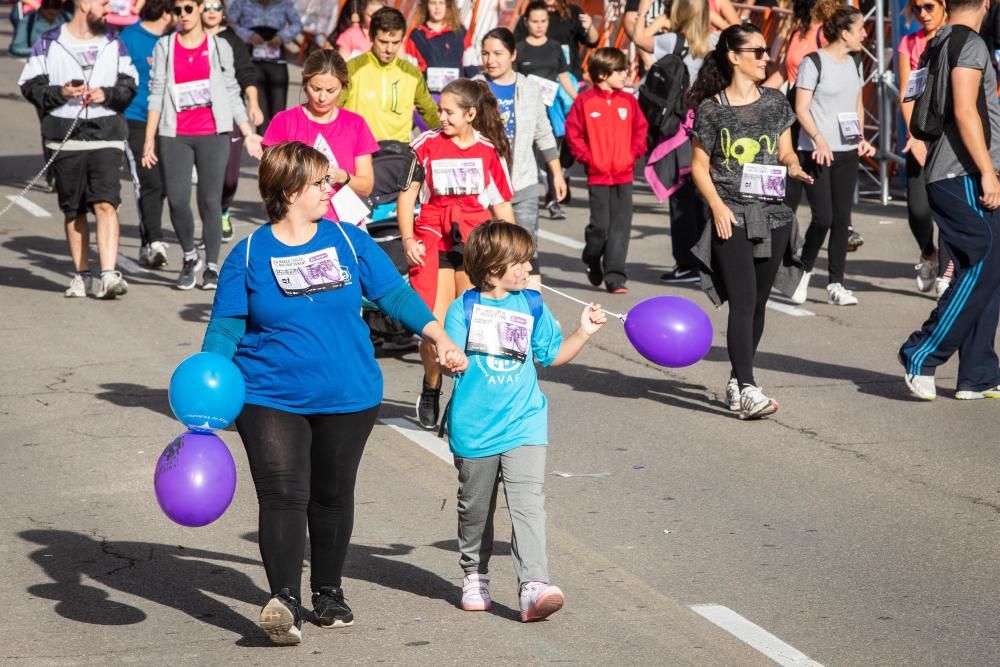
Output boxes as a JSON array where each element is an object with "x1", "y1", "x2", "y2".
[
  {"x1": 519, "y1": 581, "x2": 564, "y2": 622},
  {"x1": 461, "y1": 574, "x2": 491, "y2": 611}
]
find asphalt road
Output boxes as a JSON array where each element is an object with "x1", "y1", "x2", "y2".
[{"x1": 1, "y1": 30, "x2": 999, "y2": 667}]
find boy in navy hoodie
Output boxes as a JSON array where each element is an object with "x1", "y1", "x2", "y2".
[{"x1": 565, "y1": 47, "x2": 647, "y2": 294}]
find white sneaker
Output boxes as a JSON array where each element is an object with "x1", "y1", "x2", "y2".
[
  {"x1": 915, "y1": 256, "x2": 936, "y2": 293},
  {"x1": 904, "y1": 373, "x2": 936, "y2": 401},
  {"x1": 739, "y1": 385, "x2": 778, "y2": 420},
  {"x1": 519, "y1": 581, "x2": 564, "y2": 622},
  {"x1": 725, "y1": 378, "x2": 741, "y2": 411},
  {"x1": 64, "y1": 274, "x2": 90, "y2": 298},
  {"x1": 460, "y1": 574, "x2": 491, "y2": 611},
  {"x1": 826, "y1": 283, "x2": 858, "y2": 306},
  {"x1": 790, "y1": 271, "x2": 812, "y2": 304},
  {"x1": 955, "y1": 385, "x2": 1000, "y2": 400},
  {"x1": 934, "y1": 277, "x2": 950, "y2": 300},
  {"x1": 93, "y1": 270, "x2": 128, "y2": 300},
  {"x1": 146, "y1": 240, "x2": 169, "y2": 268}
]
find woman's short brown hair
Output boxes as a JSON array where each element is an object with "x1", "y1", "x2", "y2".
[
  {"x1": 463, "y1": 221, "x2": 535, "y2": 290},
  {"x1": 588, "y1": 47, "x2": 627, "y2": 83},
  {"x1": 302, "y1": 48, "x2": 350, "y2": 90},
  {"x1": 258, "y1": 142, "x2": 329, "y2": 222}
]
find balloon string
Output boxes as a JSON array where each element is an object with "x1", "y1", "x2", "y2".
[{"x1": 526, "y1": 279, "x2": 626, "y2": 321}]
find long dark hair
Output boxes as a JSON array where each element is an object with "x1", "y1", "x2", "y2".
[
  {"x1": 687, "y1": 23, "x2": 762, "y2": 109},
  {"x1": 441, "y1": 78, "x2": 512, "y2": 166}
]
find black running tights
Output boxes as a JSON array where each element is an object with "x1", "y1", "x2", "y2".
[
  {"x1": 906, "y1": 152, "x2": 952, "y2": 272},
  {"x1": 712, "y1": 222, "x2": 792, "y2": 388},
  {"x1": 800, "y1": 150, "x2": 858, "y2": 285},
  {"x1": 236, "y1": 403, "x2": 379, "y2": 601}
]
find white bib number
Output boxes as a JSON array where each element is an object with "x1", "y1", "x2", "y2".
[
  {"x1": 253, "y1": 44, "x2": 282, "y2": 60},
  {"x1": 903, "y1": 67, "x2": 927, "y2": 102},
  {"x1": 430, "y1": 158, "x2": 485, "y2": 196},
  {"x1": 739, "y1": 163, "x2": 787, "y2": 202},
  {"x1": 467, "y1": 304, "x2": 533, "y2": 362},
  {"x1": 837, "y1": 112, "x2": 863, "y2": 142},
  {"x1": 527, "y1": 74, "x2": 559, "y2": 107},
  {"x1": 176, "y1": 79, "x2": 211, "y2": 111},
  {"x1": 426, "y1": 67, "x2": 460, "y2": 93},
  {"x1": 270, "y1": 246, "x2": 347, "y2": 296}
]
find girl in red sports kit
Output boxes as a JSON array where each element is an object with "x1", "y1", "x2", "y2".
[{"x1": 397, "y1": 78, "x2": 514, "y2": 431}]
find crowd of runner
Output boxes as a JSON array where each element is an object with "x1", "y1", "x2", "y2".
[{"x1": 11, "y1": 0, "x2": 1000, "y2": 646}]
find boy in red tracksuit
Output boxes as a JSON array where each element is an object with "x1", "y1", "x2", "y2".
[{"x1": 565, "y1": 47, "x2": 647, "y2": 294}]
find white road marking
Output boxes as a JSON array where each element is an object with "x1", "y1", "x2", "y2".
[
  {"x1": 766, "y1": 300, "x2": 815, "y2": 317},
  {"x1": 116, "y1": 253, "x2": 154, "y2": 277},
  {"x1": 690, "y1": 604, "x2": 823, "y2": 667},
  {"x1": 7, "y1": 195, "x2": 50, "y2": 218},
  {"x1": 538, "y1": 228, "x2": 585, "y2": 250},
  {"x1": 381, "y1": 417, "x2": 453, "y2": 465}
]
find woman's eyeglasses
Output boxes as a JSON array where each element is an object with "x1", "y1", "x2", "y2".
[
  {"x1": 911, "y1": 2, "x2": 938, "y2": 14},
  {"x1": 312, "y1": 175, "x2": 334, "y2": 188},
  {"x1": 171, "y1": 4, "x2": 197, "y2": 15},
  {"x1": 203, "y1": 3, "x2": 224, "y2": 10},
  {"x1": 733, "y1": 47, "x2": 768, "y2": 60}
]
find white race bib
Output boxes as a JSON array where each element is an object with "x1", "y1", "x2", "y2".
[
  {"x1": 426, "y1": 67, "x2": 460, "y2": 93},
  {"x1": 176, "y1": 79, "x2": 212, "y2": 110},
  {"x1": 527, "y1": 74, "x2": 559, "y2": 107},
  {"x1": 739, "y1": 163, "x2": 787, "y2": 202},
  {"x1": 72, "y1": 44, "x2": 99, "y2": 70},
  {"x1": 252, "y1": 44, "x2": 282, "y2": 60},
  {"x1": 903, "y1": 67, "x2": 927, "y2": 102},
  {"x1": 837, "y1": 112, "x2": 863, "y2": 142},
  {"x1": 270, "y1": 246, "x2": 347, "y2": 295},
  {"x1": 331, "y1": 184, "x2": 370, "y2": 225},
  {"x1": 431, "y1": 157, "x2": 485, "y2": 196},
  {"x1": 467, "y1": 304, "x2": 533, "y2": 362},
  {"x1": 312, "y1": 133, "x2": 339, "y2": 167}
]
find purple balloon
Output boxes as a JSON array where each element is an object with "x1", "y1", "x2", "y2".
[
  {"x1": 154, "y1": 432, "x2": 237, "y2": 527},
  {"x1": 624, "y1": 296, "x2": 713, "y2": 368}
]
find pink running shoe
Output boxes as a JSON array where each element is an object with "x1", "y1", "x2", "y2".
[
  {"x1": 519, "y1": 582, "x2": 564, "y2": 622},
  {"x1": 461, "y1": 574, "x2": 491, "y2": 611}
]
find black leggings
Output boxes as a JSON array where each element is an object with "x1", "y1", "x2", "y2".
[
  {"x1": 800, "y1": 150, "x2": 858, "y2": 285},
  {"x1": 221, "y1": 127, "x2": 244, "y2": 213},
  {"x1": 253, "y1": 60, "x2": 289, "y2": 132},
  {"x1": 713, "y1": 222, "x2": 792, "y2": 388},
  {"x1": 906, "y1": 152, "x2": 952, "y2": 272},
  {"x1": 236, "y1": 403, "x2": 380, "y2": 601}
]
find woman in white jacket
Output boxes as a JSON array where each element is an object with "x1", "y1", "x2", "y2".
[{"x1": 479, "y1": 27, "x2": 566, "y2": 277}]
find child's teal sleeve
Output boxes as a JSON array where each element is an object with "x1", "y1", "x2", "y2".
[
  {"x1": 532, "y1": 303, "x2": 563, "y2": 367},
  {"x1": 443, "y1": 298, "x2": 467, "y2": 352}
]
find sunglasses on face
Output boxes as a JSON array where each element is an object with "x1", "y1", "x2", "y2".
[
  {"x1": 203, "y1": 3, "x2": 223, "y2": 10},
  {"x1": 911, "y1": 2, "x2": 938, "y2": 14},
  {"x1": 733, "y1": 47, "x2": 768, "y2": 60},
  {"x1": 172, "y1": 4, "x2": 197, "y2": 15}
]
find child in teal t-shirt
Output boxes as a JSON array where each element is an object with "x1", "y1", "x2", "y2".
[{"x1": 443, "y1": 221, "x2": 606, "y2": 622}]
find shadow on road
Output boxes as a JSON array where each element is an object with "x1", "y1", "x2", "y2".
[{"x1": 95, "y1": 382, "x2": 173, "y2": 421}]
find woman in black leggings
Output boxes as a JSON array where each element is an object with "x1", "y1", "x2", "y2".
[
  {"x1": 689, "y1": 23, "x2": 813, "y2": 420},
  {"x1": 201, "y1": 142, "x2": 468, "y2": 645}
]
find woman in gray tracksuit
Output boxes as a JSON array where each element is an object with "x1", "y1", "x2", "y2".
[
  {"x1": 142, "y1": 0, "x2": 262, "y2": 291},
  {"x1": 478, "y1": 26, "x2": 566, "y2": 276}
]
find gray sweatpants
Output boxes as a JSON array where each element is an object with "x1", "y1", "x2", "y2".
[
  {"x1": 160, "y1": 133, "x2": 229, "y2": 266},
  {"x1": 454, "y1": 445, "x2": 548, "y2": 586}
]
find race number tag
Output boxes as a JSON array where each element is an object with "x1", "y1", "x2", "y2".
[
  {"x1": 252, "y1": 44, "x2": 282, "y2": 60},
  {"x1": 312, "y1": 133, "x2": 339, "y2": 168},
  {"x1": 527, "y1": 74, "x2": 559, "y2": 106},
  {"x1": 176, "y1": 79, "x2": 212, "y2": 110},
  {"x1": 72, "y1": 44, "x2": 99, "y2": 72},
  {"x1": 837, "y1": 112, "x2": 863, "y2": 142},
  {"x1": 739, "y1": 164, "x2": 787, "y2": 202},
  {"x1": 109, "y1": 0, "x2": 131, "y2": 15},
  {"x1": 466, "y1": 304, "x2": 533, "y2": 362},
  {"x1": 903, "y1": 67, "x2": 927, "y2": 102},
  {"x1": 426, "y1": 67, "x2": 460, "y2": 92},
  {"x1": 430, "y1": 158, "x2": 485, "y2": 196},
  {"x1": 270, "y1": 247, "x2": 347, "y2": 296}
]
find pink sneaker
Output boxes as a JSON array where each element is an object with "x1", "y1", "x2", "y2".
[
  {"x1": 519, "y1": 582, "x2": 564, "y2": 622},
  {"x1": 461, "y1": 574, "x2": 491, "y2": 611}
]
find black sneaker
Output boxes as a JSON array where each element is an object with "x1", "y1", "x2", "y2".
[
  {"x1": 659, "y1": 267, "x2": 700, "y2": 283},
  {"x1": 312, "y1": 586, "x2": 354, "y2": 628},
  {"x1": 416, "y1": 380, "x2": 441, "y2": 430},
  {"x1": 847, "y1": 230, "x2": 864, "y2": 252},
  {"x1": 583, "y1": 255, "x2": 603, "y2": 287},
  {"x1": 175, "y1": 257, "x2": 203, "y2": 290},
  {"x1": 201, "y1": 268, "x2": 219, "y2": 291},
  {"x1": 259, "y1": 589, "x2": 303, "y2": 645},
  {"x1": 546, "y1": 201, "x2": 567, "y2": 220}
]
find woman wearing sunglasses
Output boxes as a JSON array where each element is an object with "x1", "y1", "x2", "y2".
[
  {"x1": 203, "y1": 142, "x2": 467, "y2": 644},
  {"x1": 143, "y1": 0, "x2": 263, "y2": 290},
  {"x1": 202, "y1": 0, "x2": 264, "y2": 243},
  {"x1": 790, "y1": 5, "x2": 875, "y2": 306},
  {"x1": 899, "y1": 0, "x2": 953, "y2": 297},
  {"x1": 688, "y1": 23, "x2": 813, "y2": 420}
]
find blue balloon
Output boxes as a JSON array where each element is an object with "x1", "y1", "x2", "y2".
[{"x1": 169, "y1": 352, "x2": 245, "y2": 432}]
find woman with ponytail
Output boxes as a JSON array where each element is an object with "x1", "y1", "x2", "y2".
[
  {"x1": 397, "y1": 78, "x2": 514, "y2": 430},
  {"x1": 687, "y1": 23, "x2": 813, "y2": 420}
]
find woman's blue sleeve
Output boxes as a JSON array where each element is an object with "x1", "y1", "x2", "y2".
[
  {"x1": 201, "y1": 316, "x2": 247, "y2": 359},
  {"x1": 373, "y1": 283, "x2": 435, "y2": 335}
]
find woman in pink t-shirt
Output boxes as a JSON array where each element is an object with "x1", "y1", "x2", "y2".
[
  {"x1": 263, "y1": 49, "x2": 378, "y2": 224},
  {"x1": 898, "y1": 0, "x2": 951, "y2": 296}
]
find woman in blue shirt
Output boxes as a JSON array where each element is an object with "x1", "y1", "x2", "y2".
[{"x1": 202, "y1": 141, "x2": 468, "y2": 645}]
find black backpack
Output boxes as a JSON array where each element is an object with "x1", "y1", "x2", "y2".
[
  {"x1": 364, "y1": 140, "x2": 424, "y2": 210},
  {"x1": 910, "y1": 26, "x2": 977, "y2": 142},
  {"x1": 638, "y1": 35, "x2": 690, "y2": 144},
  {"x1": 802, "y1": 49, "x2": 865, "y2": 85}
]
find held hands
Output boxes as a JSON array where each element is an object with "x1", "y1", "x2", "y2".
[
  {"x1": 857, "y1": 139, "x2": 876, "y2": 158},
  {"x1": 437, "y1": 340, "x2": 469, "y2": 374},
  {"x1": 579, "y1": 303, "x2": 607, "y2": 336},
  {"x1": 711, "y1": 202, "x2": 736, "y2": 240},
  {"x1": 902, "y1": 136, "x2": 927, "y2": 167},
  {"x1": 788, "y1": 163, "x2": 814, "y2": 185},
  {"x1": 980, "y1": 172, "x2": 1000, "y2": 210},
  {"x1": 403, "y1": 237, "x2": 426, "y2": 266},
  {"x1": 811, "y1": 136, "x2": 833, "y2": 167}
]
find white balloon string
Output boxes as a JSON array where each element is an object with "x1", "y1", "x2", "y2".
[{"x1": 526, "y1": 279, "x2": 627, "y2": 321}]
